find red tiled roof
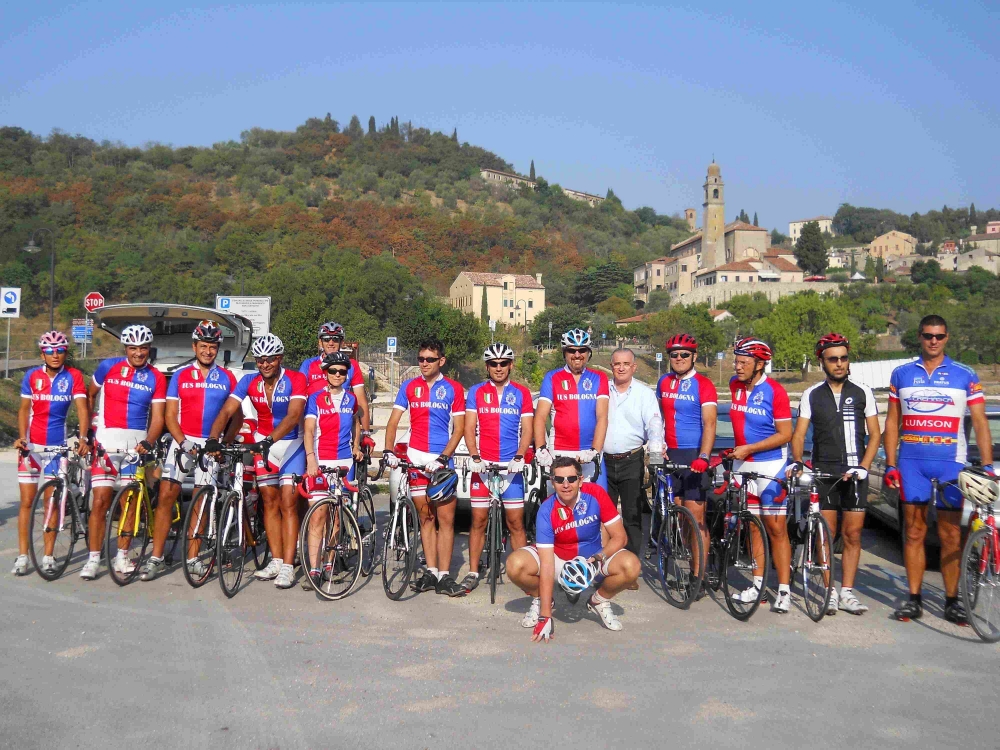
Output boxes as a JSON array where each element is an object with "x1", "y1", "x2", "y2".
[
  {"x1": 460, "y1": 272, "x2": 544, "y2": 289},
  {"x1": 765, "y1": 257, "x2": 802, "y2": 273},
  {"x1": 725, "y1": 221, "x2": 768, "y2": 233},
  {"x1": 615, "y1": 313, "x2": 651, "y2": 324},
  {"x1": 709, "y1": 260, "x2": 760, "y2": 272}
]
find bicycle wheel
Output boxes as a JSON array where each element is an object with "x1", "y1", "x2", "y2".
[
  {"x1": 645, "y1": 501, "x2": 663, "y2": 561},
  {"x1": 182, "y1": 485, "x2": 217, "y2": 587},
  {"x1": 801, "y1": 513, "x2": 835, "y2": 622},
  {"x1": 658, "y1": 505, "x2": 705, "y2": 609},
  {"x1": 105, "y1": 483, "x2": 150, "y2": 587},
  {"x1": 524, "y1": 489, "x2": 541, "y2": 545},
  {"x1": 29, "y1": 479, "x2": 74, "y2": 581},
  {"x1": 301, "y1": 499, "x2": 363, "y2": 600},
  {"x1": 355, "y1": 485, "x2": 377, "y2": 577},
  {"x1": 722, "y1": 513, "x2": 770, "y2": 621},
  {"x1": 382, "y1": 495, "x2": 419, "y2": 600},
  {"x1": 962, "y1": 528, "x2": 1000, "y2": 643},
  {"x1": 217, "y1": 491, "x2": 248, "y2": 598},
  {"x1": 248, "y1": 493, "x2": 271, "y2": 571},
  {"x1": 488, "y1": 501, "x2": 503, "y2": 604}
]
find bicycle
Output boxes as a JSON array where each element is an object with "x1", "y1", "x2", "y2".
[
  {"x1": 379, "y1": 455, "x2": 422, "y2": 600},
  {"x1": 786, "y1": 467, "x2": 837, "y2": 622},
  {"x1": 709, "y1": 452, "x2": 780, "y2": 621},
  {"x1": 178, "y1": 446, "x2": 234, "y2": 588},
  {"x1": 26, "y1": 443, "x2": 91, "y2": 581},
  {"x1": 352, "y1": 447, "x2": 379, "y2": 577},
  {"x1": 103, "y1": 442, "x2": 180, "y2": 587},
  {"x1": 646, "y1": 454, "x2": 705, "y2": 609},
  {"x1": 523, "y1": 460, "x2": 546, "y2": 546},
  {"x1": 959, "y1": 468, "x2": 1000, "y2": 642},
  {"x1": 211, "y1": 441, "x2": 272, "y2": 598},
  {"x1": 298, "y1": 466, "x2": 363, "y2": 600},
  {"x1": 462, "y1": 461, "x2": 512, "y2": 604}
]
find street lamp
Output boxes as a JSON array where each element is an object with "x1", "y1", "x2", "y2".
[{"x1": 23, "y1": 228, "x2": 57, "y2": 330}]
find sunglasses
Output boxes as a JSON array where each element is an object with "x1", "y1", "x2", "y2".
[
  {"x1": 326, "y1": 368, "x2": 349, "y2": 376},
  {"x1": 564, "y1": 348, "x2": 589, "y2": 355},
  {"x1": 551, "y1": 475, "x2": 580, "y2": 485},
  {"x1": 254, "y1": 356, "x2": 280, "y2": 365},
  {"x1": 486, "y1": 360, "x2": 512, "y2": 368},
  {"x1": 417, "y1": 356, "x2": 442, "y2": 364},
  {"x1": 319, "y1": 336, "x2": 343, "y2": 343},
  {"x1": 920, "y1": 333, "x2": 947, "y2": 341},
  {"x1": 823, "y1": 355, "x2": 850, "y2": 364},
  {"x1": 41, "y1": 347, "x2": 67, "y2": 355},
  {"x1": 669, "y1": 352, "x2": 692, "y2": 360}
]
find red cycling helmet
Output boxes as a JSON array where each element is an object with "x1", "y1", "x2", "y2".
[
  {"x1": 733, "y1": 337, "x2": 773, "y2": 361},
  {"x1": 665, "y1": 333, "x2": 698, "y2": 352},
  {"x1": 297, "y1": 473, "x2": 330, "y2": 500},
  {"x1": 815, "y1": 332, "x2": 850, "y2": 359}
]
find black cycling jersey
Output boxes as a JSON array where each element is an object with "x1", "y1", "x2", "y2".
[{"x1": 799, "y1": 379, "x2": 877, "y2": 474}]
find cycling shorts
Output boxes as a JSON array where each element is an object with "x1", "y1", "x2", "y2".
[
  {"x1": 662, "y1": 448, "x2": 709, "y2": 502},
  {"x1": 897, "y1": 458, "x2": 964, "y2": 511},
  {"x1": 550, "y1": 450, "x2": 607, "y2": 492},
  {"x1": 522, "y1": 545, "x2": 625, "y2": 578},
  {"x1": 305, "y1": 458, "x2": 356, "y2": 501},
  {"x1": 162, "y1": 435, "x2": 216, "y2": 487},
  {"x1": 405, "y1": 448, "x2": 454, "y2": 499},
  {"x1": 253, "y1": 434, "x2": 305, "y2": 487},
  {"x1": 733, "y1": 457, "x2": 789, "y2": 517},
  {"x1": 470, "y1": 472, "x2": 524, "y2": 510},
  {"x1": 813, "y1": 467, "x2": 868, "y2": 512},
  {"x1": 92, "y1": 428, "x2": 147, "y2": 489},
  {"x1": 18, "y1": 450, "x2": 61, "y2": 484}
]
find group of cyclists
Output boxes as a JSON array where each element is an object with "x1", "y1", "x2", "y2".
[{"x1": 9, "y1": 310, "x2": 993, "y2": 642}]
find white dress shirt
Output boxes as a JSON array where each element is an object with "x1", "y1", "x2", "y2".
[{"x1": 604, "y1": 378, "x2": 664, "y2": 455}]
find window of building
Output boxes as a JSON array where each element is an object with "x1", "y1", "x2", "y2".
[
  {"x1": 749, "y1": 276, "x2": 754, "y2": 282},
  {"x1": 509, "y1": 312, "x2": 514, "y2": 319},
  {"x1": 681, "y1": 265, "x2": 687, "y2": 272},
  {"x1": 713, "y1": 189, "x2": 719, "y2": 198},
  {"x1": 721, "y1": 275, "x2": 728, "y2": 282},
  {"x1": 503, "y1": 281, "x2": 508, "y2": 290},
  {"x1": 528, "y1": 300, "x2": 533, "y2": 308},
  {"x1": 656, "y1": 269, "x2": 661, "y2": 276},
  {"x1": 735, "y1": 276, "x2": 739, "y2": 282}
]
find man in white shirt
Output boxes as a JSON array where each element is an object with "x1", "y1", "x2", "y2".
[{"x1": 602, "y1": 349, "x2": 663, "y2": 585}]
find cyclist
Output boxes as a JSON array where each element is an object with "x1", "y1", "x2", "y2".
[
  {"x1": 84, "y1": 325, "x2": 167, "y2": 580},
  {"x1": 12, "y1": 331, "x2": 89, "y2": 576},
  {"x1": 141, "y1": 321, "x2": 238, "y2": 581},
  {"x1": 883, "y1": 314, "x2": 994, "y2": 624},
  {"x1": 506, "y1": 456, "x2": 640, "y2": 640},
  {"x1": 728, "y1": 337, "x2": 793, "y2": 612},
  {"x1": 209, "y1": 333, "x2": 308, "y2": 590},
  {"x1": 461, "y1": 343, "x2": 533, "y2": 593},
  {"x1": 383, "y1": 337, "x2": 467, "y2": 597},
  {"x1": 789, "y1": 333, "x2": 880, "y2": 615},
  {"x1": 301, "y1": 351, "x2": 364, "y2": 588},
  {"x1": 655, "y1": 333, "x2": 718, "y2": 569},
  {"x1": 533, "y1": 328, "x2": 609, "y2": 489}
]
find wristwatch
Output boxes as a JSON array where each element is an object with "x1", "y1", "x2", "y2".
[{"x1": 699, "y1": 453, "x2": 709, "y2": 461}]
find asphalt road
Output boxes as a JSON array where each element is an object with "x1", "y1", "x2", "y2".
[{"x1": 0, "y1": 451, "x2": 996, "y2": 750}]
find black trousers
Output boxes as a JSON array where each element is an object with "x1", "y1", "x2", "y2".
[{"x1": 602, "y1": 449, "x2": 646, "y2": 555}]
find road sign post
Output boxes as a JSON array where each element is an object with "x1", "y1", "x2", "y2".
[
  {"x1": 84, "y1": 292, "x2": 105, "y2": 314},
  {"x1": 386, "y1": 337, "x2": 398, "y2": 390},
  {"x1": 1, "y1": 287, "x2": 21, "y2": 378},
  {"x1": 655, "y1": 351, "x2": 662, "y2": 380}
]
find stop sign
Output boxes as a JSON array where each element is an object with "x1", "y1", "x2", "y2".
[{"x1": 84, "y1": 292, "x2": 105, "y2": 313}]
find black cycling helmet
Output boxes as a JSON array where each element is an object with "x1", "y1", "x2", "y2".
[{"x1": 320, "y1": 351, "x2": 352, "y2": 371}]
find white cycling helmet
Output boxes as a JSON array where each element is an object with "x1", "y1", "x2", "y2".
[
  {"x1": 251, "y1": 333, "x2": 284, "y2": 358},
  {"x1": 557, "y1": 556, "x2": 596, "y2": 594},
  {"x1": 560, "y1": 328, "x2": 591, "y2": 349},
  {"x1": 482, "y1": 343, "x2": 515, "y2": 362},
  {"x1": 120, "y1": 324, "x2": 154, "y2": 346},
  {"x1": 959, "y1": 468, "x2": 1000, "y2": 509}
]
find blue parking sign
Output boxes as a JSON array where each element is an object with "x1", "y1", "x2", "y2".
[{"x1": 219, "y1": 297, "x2": 231, "y2": 309}]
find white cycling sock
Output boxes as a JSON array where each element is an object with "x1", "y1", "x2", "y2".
[
  {"x1": 435, "y1": 570, "x2": 447, "y2": 581},
  {"x1": 272, "y1": 558, "x2": 283, "y2": 567},
  {"x1": 426, "y1": 566, "x2": 439, "y2": 578},
  {"x1": 89, "y1": 551, "x2": 100, "y2": 562},
  {"x1": 591, "y1": 591, "x2": 610, "y2": 604},
  {"x1": 149, "y1": 556, "x2": 163, "y2": 564},
  {"x1": 467, "y1": 571, "x2": 479, "y2": 579},
  {"x1": 778, "y1": 583, "x2": 790, "y2": 595},
  {"x1": 753, "y1": 576, "x2": 764, "y2": 589},
  {"x1": 115, "y1": 549, "x2": 127, "y2": 560},
  {"x1": 840, "y1": 587, "x2": 852, "y2": 597}
]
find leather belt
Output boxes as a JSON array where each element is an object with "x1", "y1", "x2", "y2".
[{"x1": 603, "y1": 447, "x2": 644, "y2": 460}]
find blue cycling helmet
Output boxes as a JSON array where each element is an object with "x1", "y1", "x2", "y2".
[
  {"x1": 560, "y1": 328, "x2": 591, "y2": 349},
  {"x1": 426, "y1": 468, "x2": 458, "y2": 503},
  {"x1": 558, "y1": 556, "x2": 596, "y2": 594}
]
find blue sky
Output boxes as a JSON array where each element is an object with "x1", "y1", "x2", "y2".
[{"x1": 2, "y1": 1, "x2": 997, "y2": 231}]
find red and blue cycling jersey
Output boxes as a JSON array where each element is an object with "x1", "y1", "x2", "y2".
[
  {"x1": 299, "y1": 355, "x2": 365, "y2": 397},
  {"x1": 93, "y1": 357, "x2": 167, "y2": 431},
  {"x1": 230, "y1": 368, "x2": 308, "y2": 440},
  {"x1": 729, "y1": 375, "x2": 792, "y2": 462},
  {"x1": 393, "y1": 375, "x2": 464, "y2": 454},
  {"x1": 889, "y1": 356, "x2": 983, "y2": 464},
  {"x1": 166, "y1": 364, "x2": 238, "y2": 439},
  {"x1": 466, "y1": 380, "x2": 533, "y2": 462},
  {"x1": 538, "y1": 367, "x2": 609, "y2": 452},
  {"x1": 305, "y1": 389, "x2": 358, "y2": 461},
  {"x1": 21, "y1": 366, "x2": 87, "y2": 445},
  {"x1": 657, "y1": 371, "x2": 718, "y2": 450},
  {"x1": 535, "y1": 483, "x2": 621, "y2": 560}
]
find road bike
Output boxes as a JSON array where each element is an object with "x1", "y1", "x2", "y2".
[
  {"x1": 379, "y1": 456, "x2": 421, "y2": 600},
  {"x1": 786, "y1": 467, "x2": 837, "y2": 622},
  {"x1": 646, "y1": 454, "x2": 705, "y2": 609},
  {"x1": 298, "y1": 465, "x2": 364, "y2": 600},
  {"x1": 462, "y1": 462, "x2": 512, "y2": 604},
  {"x1": 26, "y1": 443, "x2": 91, "y2": 581},
  {"x1": 353, "y1": 447, "x2": 378, "y2": 577},
  {"x1": 959, "y1": 468, "x2": 1000, "y2": 642},
  {"x1": 524, "y1": 460, "x2": 546, "y2": 545},
  {"x1": 709, "y1": 452, "x2": 780, "y2": 621}
]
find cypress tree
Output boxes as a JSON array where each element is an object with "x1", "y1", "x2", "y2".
[
  {"x1": 480, "y1": 288, "x2": 489, "y2": 323},
  {"x1": 451, "y1": 128, "x2": 458, "y2": 142},
  {"x1": 368, "y1": 116, "x2": 376, "y2": 135},
  {"x1": 970, "y1": 202, "x2": 978, "y2": 227},
  {"x1": 529, "y1": 160, "x2": 536, "y2": 181},
  {"x1": 753, "y1": 212, "x2": 759, "y2": 226}
]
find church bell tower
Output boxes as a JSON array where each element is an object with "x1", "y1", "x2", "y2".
[{"x1": 702, "y1": 161, "x2": 725, "y2": 269}]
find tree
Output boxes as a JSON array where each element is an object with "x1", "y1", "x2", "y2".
[
  {"x1": 753, "y1": 212, "x2": 759, "y2": 227},
  {"x1": 451, "y1": 128, "x2": 458, "y2": 143},
  {"x1": 864, "y1": 255, "x2": 876, "y2": 279},
  {"x1": 771, "y1": 228, "x2": 789, "y2": 246},
  {"x1": 850, "y1": 250, "x2": 857, "y2": 276},
  {"x1": 875, "y1": 256, "x2": 885, "y2": 279},
  {"x1": 753, "y1": 292, "x2": 860, "y2": 370},
  {"x1": 738, "y1": 209, "x2": 749, "y2": 223},
  {"x1": 723, "y1": 292, "x2": 772, "y2": 323},
  {"x1": 644, "y1": 290, "x2": 671, "y2": 313},
  {"x1": 596, "y1": 295, "x2": 634, "y2": 320},
  {"x1": 643, "y1": 304, "x2": 724, "y2": 356},
  {"x1": 572, "y1": 262, "x2": 632, "y2": 309},
  {"x1": 970, "y1": 202, "x2": 978, "y2": 227},
  {"x1": 794, "y1": 221, "x2": 828, "y2": 275},
  {"x1": 367, "y1": 116, "x2": 376, "y2": 136},
  {"x1": 529, "y1": 304, "x2": 588, "y2": 346},
  {"x1": 345, "y1": 115, "x2": 364, "y2": 139},
  {"x1": 529, "y1": 160, "x2": 535, "y2": 181},
  {"x1": 911, "y1": 259, "x2": 943, "y2": 285},
  {"x1": 480, "y1": 288, "x2": 489, "y2": 324}
]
